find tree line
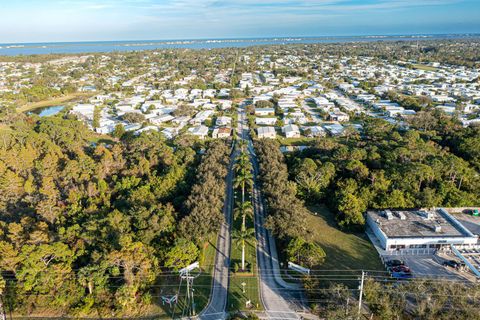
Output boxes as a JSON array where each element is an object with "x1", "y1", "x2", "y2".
[
  {"x1": 285, "y1": 117, "x2": 480, "y2": 227},
  {"x1": 0, "y1": 112, "x2": 228, "y2": 317},
  {"x1": 304, "y1": 277, "x2": 480, "y2": 320},
  {"x1": 253, "y1": 139, "x2": 325, "y2": 268}
]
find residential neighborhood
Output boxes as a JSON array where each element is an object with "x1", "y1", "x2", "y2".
[
  {"x1": 1, "y1": 38, "x2": 480, "y2": 320},
  {"x1": 3, "y1": 44, "x2": 479, "y2": 144}
]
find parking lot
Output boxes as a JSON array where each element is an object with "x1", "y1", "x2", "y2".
[{"x1": 382, "y1": 254, "x2": 472, "y2": 281}]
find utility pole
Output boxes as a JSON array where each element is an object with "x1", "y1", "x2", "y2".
[
  {"x1": 184, "y1": 269, "x2": 196, "y2": 317},
  {"x1": 179, "y1": 262, "x2": 199, "y2": 318},
  {"x1": 358, "y1": 270, "x2": 365, "y2": 319}
]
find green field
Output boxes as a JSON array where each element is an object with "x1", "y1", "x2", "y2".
[
  {"x1": 411, "y1": 64, "x2": 438, "y2": 72},
  {"x1": 305, "y1": 205, "x2": 383, "y2": 272},
  {"x1": 276, "y1": 137, "x2": 316, "y2": 146},
  {"x1": 17, "y1": 92, "x2": 95, "y2": 113}
]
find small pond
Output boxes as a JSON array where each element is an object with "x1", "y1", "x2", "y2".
[{"x1": 28, "y1": 105, "x2": 65, "y2": 117}]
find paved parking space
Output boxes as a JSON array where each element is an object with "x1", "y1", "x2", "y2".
[
  {"x1": 382, "y1": 254, "x2": 469, "y2": 280},
  {"x1": 456, "y1": 248, "x2": 480, "y2": 271}
]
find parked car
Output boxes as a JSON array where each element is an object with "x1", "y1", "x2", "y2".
[
  {"x1": 467, "y1": 209, "x2": 479, "y2": 217},
  {"x1": 443, "y1": 260, "x2": 465, "y2": 270},
  {"x1": 392, "y1": 271, "x2": 413, "y2": 279},
  {"x1": 386, "y1": 259, "x2": 404, "y2": 267},
  {"x1": 390, "y1": 265, "x2": 411, "y2": 273}
]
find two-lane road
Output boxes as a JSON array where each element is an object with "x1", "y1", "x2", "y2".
[
  {"x1": 238, "y1": 103, "x2": 304, "y2": 320},
  {"x1": 201, "y1": 101, "x2": 306, "y2": 320},
  {"x1": 199, "y1": 146, "x2": 237, "y2": 320}
]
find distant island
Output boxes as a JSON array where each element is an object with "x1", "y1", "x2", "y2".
[{"x1": 1, "y1": 33, "x2": 479, "y2": 56}]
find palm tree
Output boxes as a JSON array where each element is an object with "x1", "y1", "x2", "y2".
[
  {"x1": 234, "y1": 152, "x2": 251, "y2": 173},
  {"x1": 234, "y1": 168, "x2": 253, "y2": 204},
  {"x1": 234, "y1": 200, "x2": 254, "y2": 231},
  {"x1": 232, "y1": 228, "x2": 256, "y2": 271},
  {"x1": 234, "y1": 151, "x2": 253, "y2": 204},
  {"x1": 237, "y1": 139, "x2": 247, "y2": 152}
]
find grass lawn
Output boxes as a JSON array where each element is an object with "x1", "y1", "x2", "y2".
[
  {"x1": 227, "y1": 193, "x2": 262, "y2": 312},
  {"x1": 17, "y1": 92, "x2": 95, "y2": 113},
  {"x1": 305, "y1": 205, "x2": 383, "y2": 272},
  {"x1": 228, "y1": 237, "x2": 261, "y2": 311},
  {"x1": 411, "y1": 64, "x2": 438, "y2": 72},
  {"x1": 276, "y1": 137, "x2": 316, "y2": 146}
]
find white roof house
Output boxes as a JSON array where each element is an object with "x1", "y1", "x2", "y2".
[
  {"x1": 324, "y1": 124, "x2": 345, "y2": 136},
  {"x1": 217, "y1": 100, "x2": 232, "y2": 110},
  {"x1": 141, "y1": 101, "x2": 165, "y2": 112},
  {"x1": 150, "y1": 114, "x2": 174, "y2": 125},
  {"x1": 304, "y1": 126, "x2": 326, "y2": 137},
  {"x1": 216, "y1": 116, "x2": 232, "y2": 127},
  {"x1": 191, "y1": 110, "x2": 213, "y2": 125},
  {"x1": 188, "y1": 125, "x2": 209, "y2": 139},
  {"x1": 212, "y1": 127, "x2": 232, "y2": 139},
  {"x1": 71, "y1": 104, "x2": 95, "y2": 121},
  {"x1": 328, "y1": 110, "x2": 350, "y2": 122},
  {"x1": 255, "y1": 117, "x2": 277, "y2": 126},
  {"x1": 95, "y1": 119, "x2": 117, "y2": 134},
  {"x1": 257, "y1": 126, "x2": 276, "y2": 139},
  {"x1": 162, "y1": 127, "x2": 179, "y2": 139},
  {"x1": 134, "y1": 126, "x2": 160, "y2": 136},
  {"x1": 282, "y1": 124, "x2": 301, "y2": 138}
]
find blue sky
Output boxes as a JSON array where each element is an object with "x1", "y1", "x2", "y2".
[{"x1": 0, "y1": 0, "x2": 479, "y2": 43}]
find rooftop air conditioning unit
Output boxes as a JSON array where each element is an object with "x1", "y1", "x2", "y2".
[
  {"x1": 384, "y1": 210, "x2": 394, "y2": 220},
  {"x1": 434, "y1": 225, "x2": 442, "y2": 233},
  {"x1": 394, "y1": 211, "x2": 407, "y2": 220}
]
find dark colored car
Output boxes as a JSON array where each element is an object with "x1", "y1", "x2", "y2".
[
  {"x1": 390, "y1": 265, "x2": 411, "y2": 273},
  {"x1": 386, "y1": 259, "x2": 405, "y2": 267},
  {"x1": 392, "y1": 271, "x2": 413, "y2": 279},
  {"x1": 443, "y1": 260, "x2": 465, "y2": 270},
  {"x1": 467, "y1": 209, "x2": 479, "y2": 216}
]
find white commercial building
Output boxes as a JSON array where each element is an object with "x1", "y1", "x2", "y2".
[{"x1": 366, "y1": 208, "x2": 478, "y2": 253}]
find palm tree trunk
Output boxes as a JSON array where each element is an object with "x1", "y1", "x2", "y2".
[
  {"x1": 242, "y1": 240, "x2": 246, "y2": 271},
  {"x1": 242, "y1": 213, "x2": 246, "y2": 232},
  {"x1": 242, "y1": 182, "x2": 245, "y2": 204},
  {"x1": 241, "y1": 182, "x2": 246, "y2": 231}
]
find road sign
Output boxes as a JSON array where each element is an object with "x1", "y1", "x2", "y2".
[{"x1": 288, "y1": 261, "x2": 310, "y2": 275}]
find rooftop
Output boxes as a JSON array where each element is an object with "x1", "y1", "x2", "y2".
[{"x1": 366, "y1": 209, "x2": 474, "y2": 239}]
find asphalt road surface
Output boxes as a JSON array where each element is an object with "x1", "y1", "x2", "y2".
[
  {"x1": 199, "y1": 147, "x2": 237, "y2": 320},
  {"x1": 239, "y1": 103, "x2": 305, "y2": 320},
  {"x1": 200, "y1": 102, "x2": 306, "y2": 320}
]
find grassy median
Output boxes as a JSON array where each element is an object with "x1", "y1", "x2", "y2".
[{"x1": 227, "y1": 193, "x2": 262, "y2": 312}]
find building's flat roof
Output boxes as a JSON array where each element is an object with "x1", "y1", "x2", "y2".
[{"x1": 367, "y1": 209, "x2": 470, "y2": 239}]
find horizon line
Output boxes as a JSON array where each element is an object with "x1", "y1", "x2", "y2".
[{"x1": 1, "y1": 32, "x2": 480, "y2": 46}]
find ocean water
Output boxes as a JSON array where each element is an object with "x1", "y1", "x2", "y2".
[{"x1": 0, "y1": 34, "x2": 478, "y2": 56}]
